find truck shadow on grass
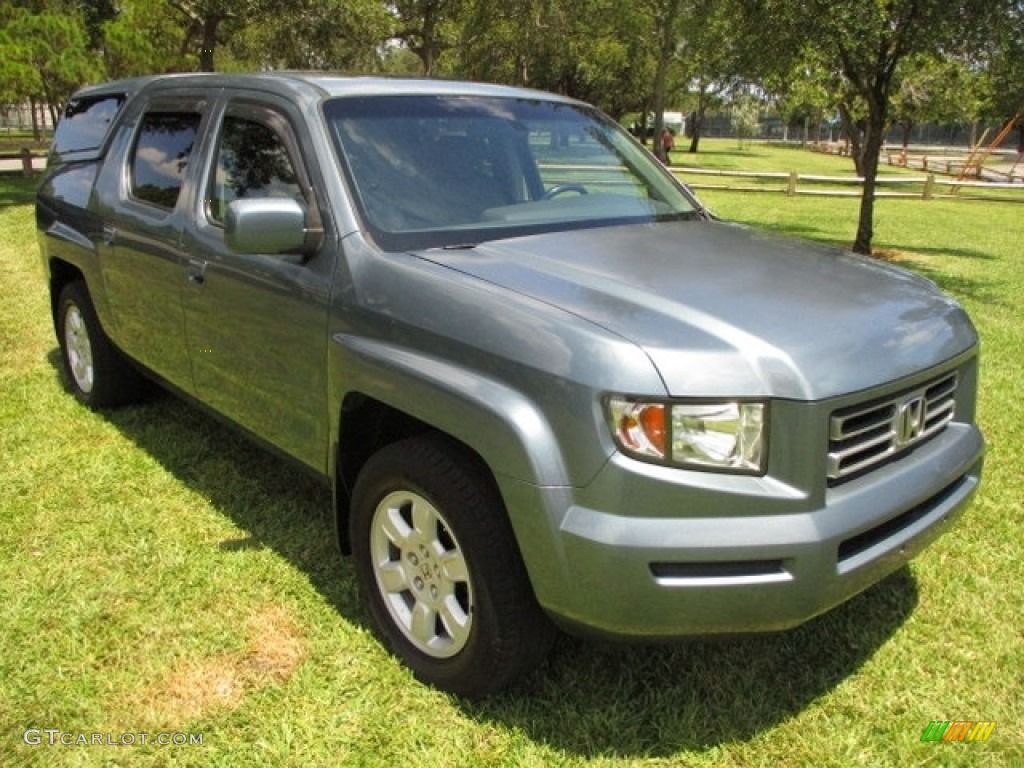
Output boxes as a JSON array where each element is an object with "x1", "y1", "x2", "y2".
[
  {"x1": 60, "y1": 354, "x2": 919, "y2": 757},
  {"x1": 472, "y1": 569, "x2": 917, "y2": 755}
]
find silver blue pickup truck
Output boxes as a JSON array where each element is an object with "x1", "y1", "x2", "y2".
[{"x1": 36, "y1": 73, "x2": 984, "y2": 697}]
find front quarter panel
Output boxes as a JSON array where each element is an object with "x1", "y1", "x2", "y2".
[
  {"x1": 330, "y1": 234, "x2": 667, "y2": 490},
  {"x1": 327, "y1": 237, "x2": 674, "y2": 605}
]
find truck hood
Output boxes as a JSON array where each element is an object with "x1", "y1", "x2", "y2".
[{"x1": 416, "y1": 220, "x2": 976, "y2": 400}]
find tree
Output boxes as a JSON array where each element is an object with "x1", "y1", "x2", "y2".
[
  {"x1": 456, "y1": 0, "x2": 652, "y2": 118},
  {"x1": 0, "y1": 8, "x2": 101, "y2": 130},
  {"x1": 674, "y1": 0, "x2": 752, "y2": 154},
  {"x1": 730, "y1": 91, "x2": 760, "y2": 149},
  {"x1": 743, "y1": 0, "x2": 1006, "y2": 254},
  {"x1": 0, "y1": 8, "x2": 37, "y2": 108},
  {"x1": 985, "y1": 0, "x2": 1024, "y2": 152},
  {"x1": 103, "y1": 0, "x2": 390, "y2": 75},
  {"x1": 390, "y1": 0, "x2": 465, "y2": 76},
  {"x1": 890, "y1": 55, "x2": 985, "y2": 149},
  {"x1": 169, "y1": 0, "x2": 240, "y2": 72},
  {"x1": 103, "y1": 0, "x2": 194, "y2": 76},
  {"x1": 228, "y1": 0, "x2": 389, "y2": 71},
  {"x1": 766, "y1": 48, "x2": 841, "y2": 146},
  {"x1": 101, "y1": 0, "x2": 239, "y2": 74}
]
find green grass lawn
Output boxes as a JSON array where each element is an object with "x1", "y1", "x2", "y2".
[
  {"x1": 0, "y1": 130, "x2": 50, "y2": 154},
  {"x1": 1, "y1": 166, "x2": 1021, "y2": 767},
  {"x1": 669, "y1": 138, "x2": 865, "y2": 175}
]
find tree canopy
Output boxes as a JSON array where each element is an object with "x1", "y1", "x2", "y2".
[
  {"x1": 739, "y1": 0, "x2": 1013, "y2": 252},
  {"x1": 2, "y1": 0, "x2": 1021, "y2": 253}
]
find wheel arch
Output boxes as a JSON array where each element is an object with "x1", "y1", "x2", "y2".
[
  {"x1": 333, "y1": 393, "x2": 437, "y2": 552},
  {"x1": 47, "y1": 258, "x2": 87, "y2": 331},
  {"x1": 329, "y1": 335, "x2": 573, "y2": 558}
]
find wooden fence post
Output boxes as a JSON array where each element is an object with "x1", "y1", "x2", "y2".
[
  {"x1": 20, "y1": 147, "x2": 34, "y2": 177},
  {"x1": 923, "y1": 174, "x2": 935, "y2": 200},
  {"x1": 787, "y1": 171, "x2": 798, "y2": 197}
]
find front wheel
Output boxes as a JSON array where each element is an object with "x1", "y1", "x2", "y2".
[{"x1": 350, "y1": 435, "x2": 556, "y2": 698}]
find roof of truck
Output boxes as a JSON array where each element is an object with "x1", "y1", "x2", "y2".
[{"x1": 71, "y1": 72, "x2": 581, "y2": 107}]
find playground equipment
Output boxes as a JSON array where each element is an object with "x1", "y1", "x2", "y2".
[{"x1": 957, "y1": 110, "x2": 1024, "y2": 181}]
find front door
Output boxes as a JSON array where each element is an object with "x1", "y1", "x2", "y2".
[{"x1": 180, "y1": 96, "x2": 334, "y2": 473}]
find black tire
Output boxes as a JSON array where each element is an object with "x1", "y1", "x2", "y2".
[
  {"x1": 56, "y1": 281, "x2": 145, "y2": 408},
  {"x1": 350, "y1": 434, "x2": 556, "y2": 698}
]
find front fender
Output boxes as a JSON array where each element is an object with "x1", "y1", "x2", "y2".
[
  {"x1": 331, "y1": 333, "x2": 571, "y2": 488},
  {"x1": 329, "y1": 332, "x2": 593, "y2": 604}
]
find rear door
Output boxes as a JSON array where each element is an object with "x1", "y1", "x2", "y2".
[
  {"x1": 93, "y1": 92, "x2": 213, "y2": 392},
  {"x1": 180, "y1": 93, "x2": 335, "y2": 472}
]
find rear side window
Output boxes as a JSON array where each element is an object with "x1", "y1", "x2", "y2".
[
  {"x1": 52, "y1": 95, "x2": 125, "y2": 156},
  {"x1": 129, "y1": 111, "x2": 201, "y2": 209}
]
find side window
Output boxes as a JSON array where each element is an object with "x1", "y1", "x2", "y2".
[
  {"x1": 208, "y1": 115, "x2": 300, "y2": 224},
  {"x1": 129, "y1": 111, "x2": 201, "y2": 210},
  {"x1": 53, "y1": 94, "x2": 125, "y2": 156}
]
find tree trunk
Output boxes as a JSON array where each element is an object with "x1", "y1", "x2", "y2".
[
  {"x1": 651, "y1": 51, "x2": 669, "y2": 162},
  {"x1": 198, "y1": 15, "x2": 222, "y2": 72},
  {"x1": 688, "y1": 98, "x2": 706, "y2": 153},
  {"x1": 637, "y1": 100, "x2": 651, "y2": 147},
  {"x1": 30, "y1": 97, "x2": 40, "y2": 142},
  {"x1": 415, "y1": 46, "x2": 435, "y2": 76},
  {"x1": 852, "y1": 110, "x2": 886, "y2": 255},
  {"x1": 688, "y1": 111, "x2": 702, "y2": 153}
]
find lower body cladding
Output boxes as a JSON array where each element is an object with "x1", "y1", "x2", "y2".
[{"x1": 511, "y1": 423, "x2": 983, "y2": 638}]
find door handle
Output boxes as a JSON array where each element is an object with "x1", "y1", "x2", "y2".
[
  {"x1": 186, "y1": 258, "x2": 207, "y2": 285},
  {"x1": 101, "y1": 225, "x2": 117, "y2": 245}
]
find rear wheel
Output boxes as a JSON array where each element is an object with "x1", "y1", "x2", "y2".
[
  {"x1": 351, "y1": 434, "x2": 556, "y2": 698},
  {"x1": 56, "y1": 281, "x2": 145, "y2": 408}
]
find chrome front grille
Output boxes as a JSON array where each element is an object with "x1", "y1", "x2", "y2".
[{"x1": 827, "y1": 372, "x2": 958, "y2": 482}]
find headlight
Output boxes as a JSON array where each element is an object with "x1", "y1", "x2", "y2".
[{"x1": 607, "y1": 397, "x2": 766, "y2": 474}]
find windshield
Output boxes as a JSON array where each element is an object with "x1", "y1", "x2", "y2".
[{"x1": 324, "y1": 95, "x2": 699, "y2": 250}]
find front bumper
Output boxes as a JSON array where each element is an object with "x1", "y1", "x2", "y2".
[{"x1": 516, "y1": 422, "x2": 983, "y2": 638}]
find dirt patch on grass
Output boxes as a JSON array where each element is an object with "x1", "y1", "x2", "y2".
[
  {"x1": 872, "y1": 247, "x2": 917, "y2": 263},
  {"x1": 128, "y1": 603, "x2": 306, "y2": 726}
]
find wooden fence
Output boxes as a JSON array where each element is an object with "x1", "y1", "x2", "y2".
[
  {"x1": 884, "y1": 151, "x2": 1023, "y2": 183},
  {"x1": 672, "y1": 167, "x2": 1024, "y2": 203},
  {"x1": 0, "y1": 149, "x2": 45, "y2": 176}
]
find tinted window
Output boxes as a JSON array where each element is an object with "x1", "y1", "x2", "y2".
[
  {"x1": 52, "y1": 95, "x2": 125, "y2": 156},
  {"x1": 130, "y1": 112, "x2": 201, "y2": 209},
  {"x1": 208, "y1": 115, "x2": 300, "y2": 224}
]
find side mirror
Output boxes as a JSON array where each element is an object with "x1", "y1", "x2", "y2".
[{"x1": 225, "y1": 197, "x2": 311, "y2": 255}]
